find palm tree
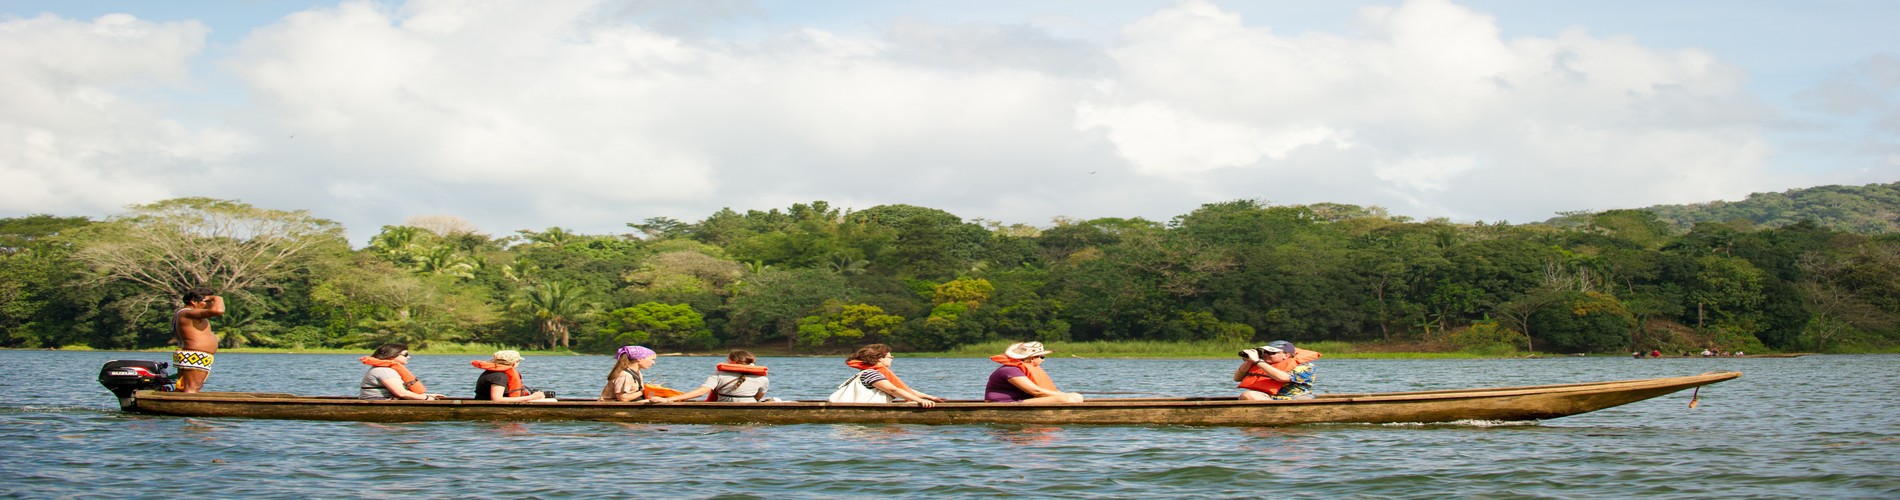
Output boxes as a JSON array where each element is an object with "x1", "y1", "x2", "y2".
[
  {"x1": 826, "y1": 253, "x2": 868, "y2": 275},
  {"x1": 369, "y1": 225, "x2": 427, "y2": 260},
  {"x1": 511, "y1": 281, "x2": 597, "y2": 348},
  {"x1": 215, "y1": 303, "x2": 275, "y2": 348},
  {"x1": 411, "y1": 245, "x2": 476, "y2": 279},
  {"x1": 501, "y1": 256, "x2": 539, "y2": 283},
  {"x1": 351, "y1": 306, "x2": 456, "y2": 349},
  {"x1": 517, "y1": 227, "x2": 583, "y2": 250}
]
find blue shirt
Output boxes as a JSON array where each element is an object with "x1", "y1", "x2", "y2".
[{"x1": 1268, "y1": 362, "x2": 1316, "y2": 400}]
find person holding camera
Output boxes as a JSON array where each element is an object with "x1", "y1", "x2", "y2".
[{"x1": 1234, "y1": 340, "x2": 1319, "y2": 400}]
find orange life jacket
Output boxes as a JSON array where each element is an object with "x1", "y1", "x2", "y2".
[
  {"x1": 470, "y1": 360, "x2": 526, "y2": 398},
  {"x1": 990, "y1": 355, "x2": 1059, "y2": 391},
  {"x1": 716, "y1": 363, "x2": 768, "y2": 376},
  {"x1": 644, "y1": 384, "x2": 684, "y2": 399},
  {"x1": 361, "y1": 356, "x2": 426, "y2": 394},
  {"x1": 1237, "y1": 349, "x2": 1322, "y2": 395},
  {"x1": 705, "y1": 363, "x2": 769, "y2": 401},
  {"x1": 846, "y1": 360, "x2": 913, "y2": 392}
]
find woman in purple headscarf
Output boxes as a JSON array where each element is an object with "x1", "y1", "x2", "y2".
[{"x1": 600, "y1": 345, "x2": 658, "y2": 402}]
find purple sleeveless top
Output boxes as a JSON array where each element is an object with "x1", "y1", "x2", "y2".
[{"x1": 984, "y1": 365, "x2": 1033, "y2": 402}]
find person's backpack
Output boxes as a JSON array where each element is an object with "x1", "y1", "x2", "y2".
[{"x1": 826, "y1": 370, "x2": 894, "y2": 403}]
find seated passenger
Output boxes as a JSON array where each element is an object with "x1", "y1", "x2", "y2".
[
  {"x1": 600, "y1": 345, "x2": 657, "y2": 402},
  {"x1": 471, "y1": 350, "x2": 549, "y2": 402},
  {"x1": 359, "y1": 343, "x2": 444, "y2": 400},
  {"x1": 845, "y1": 343, "x2": 944, "y2": 404},
  {"x1": 651, "y1": 350, "x2": 774, "y2": 402},
  {"x1": 984, "y1": 342, "x2": 1084, "y2": 403},
  {"x1": 827, "y1": 344, "x2": 937, "y2": 407},
  {"x1": 1234, "y1": 340, "x2": 1319, "y2": 400}
]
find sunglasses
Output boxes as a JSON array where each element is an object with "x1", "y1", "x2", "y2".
[
  {"x1": 399, "y1": 352, "x2": 411, "y2": 357},
  {"x1": 1033, "y1": 355, "x2": 1046, "y2": 359}
]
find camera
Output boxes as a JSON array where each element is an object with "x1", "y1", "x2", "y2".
[{"x1": 541, "y1": 390, "x2": 556, "y2": 399}]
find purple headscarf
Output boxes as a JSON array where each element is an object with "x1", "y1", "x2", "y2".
[{"x1": 617, "y1": 345, "x2": 656, "y2": 361}]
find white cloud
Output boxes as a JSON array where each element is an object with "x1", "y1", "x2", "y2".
[
  {"x1": 1, "y1": 0, "x2": 1843, "y2": 239},
  {"x1": 0, "y1": 13, "x2": 242, "y2": 214},
  {"x1": 1374, "y1": 154, "x2": 1476, "y2": 193},
  {"x1": 1074, "y1": 100, "x2": 1350, "y2": 178},
  {"x1": 1083, "y1": 0, "x2": 1778, "y2": 220}
]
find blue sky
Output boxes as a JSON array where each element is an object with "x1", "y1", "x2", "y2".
[{"x1": 2, "y1": 0, "x2": 1894, "y2": 243}]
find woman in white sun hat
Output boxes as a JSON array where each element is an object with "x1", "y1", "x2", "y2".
[{"x1": 983, "y1": 341, "x2": 1084, "y2": 403}]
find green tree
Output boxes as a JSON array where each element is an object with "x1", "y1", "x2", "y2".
[
  {"x1": 991, "y1": 295, "x2": 1071, "y2": 342},
  {"x1": 311, "y1": 258, "x2": 499, "y2": 349},
  {"x1": 1448, "y1": 317, "x2": 1527, "y2": 355},
  {"x1": 1159, "y1": 310, "x2": 1255, "y2": 342},
  {"x1": 900, "y1": 301, "x2": 992, "y2": 350},
  {"x1": 726, "y1": 268, "x2": 851, "y2": 346},
  {"x1": 1687, "y1": 254, "x2": 1766, "y2": 330},
  {"x1": 629, "y1": 217, "x2": 691, "y2": 240},
  {"x1": 0, "y1": 215, "x2": 92, "y2": 347},
  {"x1": 1529, "y1": 291, "x2": 1638, "y2": 353},
  {"x1": 510, "y1": 281, "x2": 598, "y2": 348},
  {"x1": 795, "y1": 300, "x2": 904, "y2": 346},
  {"x1": 592, "y1": 302, "x2": 712, "y2": 351},
  {"x1": 69, "y1": 197, "x2": 346, "y2": 309},
  {"x1": 932, "y1": 278, "x2": 994, "y2": 308}
]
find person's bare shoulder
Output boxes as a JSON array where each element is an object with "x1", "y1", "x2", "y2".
[{"x1": 179, "y1": 308, "x2": 223, "y2": 320}]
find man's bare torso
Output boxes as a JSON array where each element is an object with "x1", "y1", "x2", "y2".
[{"x1": 175, "y1": 309, "x2": 217, "y2": 353}]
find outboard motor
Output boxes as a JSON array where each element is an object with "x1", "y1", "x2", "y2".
[{"x1": 99, "y1": 360, "x2": 174, "y2": 410}]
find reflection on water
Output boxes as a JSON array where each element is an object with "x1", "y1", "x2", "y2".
[
  {"x1": 988, "y1": 426, "x2": 1064, "y2": 445},
  {"x1": 829, "y1": 424, "x2": 917, "y2": 442},
  {"x1": 2, "y1": 350, "x2": 1897, "y2": 497}
]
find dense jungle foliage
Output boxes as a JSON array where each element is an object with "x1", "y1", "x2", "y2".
[
  {"x1": 3, "y1": 194, "x2": 1897, "y2": 355},
  {"x1": 1546, "y1": 181, "x2": 1900, "y2": 234}
]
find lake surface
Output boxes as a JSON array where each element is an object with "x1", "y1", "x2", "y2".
[{"x1": 4, "y1": 350, "x2": 1897, "y2": 498}]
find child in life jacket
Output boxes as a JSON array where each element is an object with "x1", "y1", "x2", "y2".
[
  {"x1": 472, "y1": 350, "x2": 550, "y2": 402},
  {"x1": 650, "y1": 350, "x2": 775, "y2": 403}
]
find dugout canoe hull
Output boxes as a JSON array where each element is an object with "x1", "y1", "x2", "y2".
[{"x1": 119, "y1": 371, "x2": 1739, "y2": 426}]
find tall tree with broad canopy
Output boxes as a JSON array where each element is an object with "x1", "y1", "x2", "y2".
[{"x1": 69, "y1": 197, "x2": 346, "y2": 314}]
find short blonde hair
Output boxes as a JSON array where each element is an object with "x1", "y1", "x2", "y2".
[{"x1": 492, "y1": 350, "x2": 523, "y2": 365}]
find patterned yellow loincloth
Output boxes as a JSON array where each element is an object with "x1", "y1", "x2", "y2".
[{"x1": 173, "y1": 350, "x2": 214, "y2": 372}]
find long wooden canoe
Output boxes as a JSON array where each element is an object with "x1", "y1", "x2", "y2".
[{"x1": 118, "y1": 371, "x2": 1739, "y2": 427}]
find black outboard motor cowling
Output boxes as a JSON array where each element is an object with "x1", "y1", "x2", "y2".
[{"x1": 100, "y1": 360, "x2": 174, "y2": 409}]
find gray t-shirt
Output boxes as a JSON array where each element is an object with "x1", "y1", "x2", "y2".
[
  {"x1": 699, "y1": 373, "x2": 769, "y2": 402},
  {"x1": 359, "y1": 366, "x2": 400, "y2": 400}
]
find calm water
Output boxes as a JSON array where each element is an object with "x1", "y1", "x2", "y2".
[{"x1": 4, "y1": 350, "x2": 1897, "y2": 498}]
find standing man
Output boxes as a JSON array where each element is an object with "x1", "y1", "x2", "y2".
[{"x1": 172, "y1": 288, "x2": 224, "y2": 393}]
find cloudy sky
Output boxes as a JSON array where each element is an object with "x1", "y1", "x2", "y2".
[{"x1": 2, "y1": 0, "x2": 1895, "y2": 244}]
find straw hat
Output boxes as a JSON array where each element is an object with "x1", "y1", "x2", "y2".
[{"x1": 1004, "y1": 341, "x2": 1053, "y2": 360}]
